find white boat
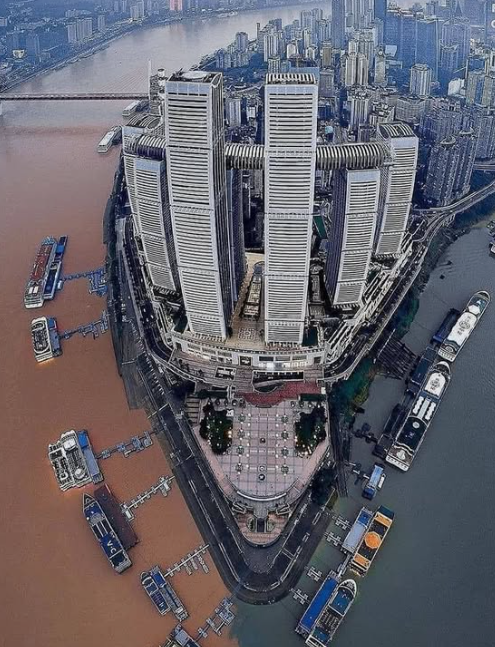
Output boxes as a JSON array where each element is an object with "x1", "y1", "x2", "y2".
[
  {"x1": 98, "y1": 129, "x2": 116, "y2": 153},
  {"x1": 438, "y1": 290, "x2": 490, "y2": 362}
]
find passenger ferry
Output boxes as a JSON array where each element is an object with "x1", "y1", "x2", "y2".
[
  {"x1": 31, "y1": 316, "x2": 62, "y2": 362},
  {"x1": 386, "y1": 362, "x2": 450, "y2": 472},
  {"x1": 438, "y1": 290, "x2": 490, "y2": 362},
  {"x1": 305, "y1": 579, "x2": 357, "y2": 646},
  {"x1": 97, "y1": 128, "x2": 120, "y2": 153},
  {"x1": 83, "y1": 494, "x2": 132, "y2": 573},
  {"x1": 122, "y1": 100, "x2": 140, "y2": 118},
  {"x1": 24, "y1": 237, "x2": 57, "y2": 308},
  {"x1": 141, "y1": 572, "x2": 170, "y2": 615},
  {"x1": 141, "y1": 566, "x2": 188, "y2": 620}
]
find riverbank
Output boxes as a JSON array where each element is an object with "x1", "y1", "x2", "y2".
[
  {"x1": 331, "y1": 180, "x2": 495, "y2": 423},
  {"x1": 2, "y1": 0, "x2": 321, "y2": 94}
]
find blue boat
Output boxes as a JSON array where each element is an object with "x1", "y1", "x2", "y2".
[
  {"x1": 305, "y1": 579, "x2": 357, "y2": 645},
  {"x1": 141, "y1": 572, "x2": 170, "y2": 615},
  {"x1": 83, "y1": 494, "x2": 132, "y2": 573}
]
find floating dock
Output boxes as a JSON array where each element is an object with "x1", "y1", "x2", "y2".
[{"x1": 48, "y1": 429, "x2": 100, "y2": 491}]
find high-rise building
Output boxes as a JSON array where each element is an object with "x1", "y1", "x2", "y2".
[
  {"x1": 321, "y1": 42, "x2": 333, "y2": 68},
  {"x1": 263, "y1": 73, "x2": 318, "y2": 343},
  {"x1": 374, "y1": 0, "x2": 387, "y2": 25},
  {"x1": 415, "y1": 18, "x2": 439, "y2": 79},
  {"x1": 164, "y1": 71, "x2": 236, "y2": 339},
  {"x1": 453, "y1": 129, "x2": 477, "y2": 198},
  {"x1": 169, "y1": 0, "x2": 182, "y2": 11},
  {"x1": 439, "y1": 45, "x2": 458, "y2": 90},
  {"x1": 226, "y1": 168, "x2": 246, "y2": 304},
  {"x1": 481, "y1": 73, "x2": 495, "y2": 107},
  {"x1": 325, "y1": 167, "x2": 381, "y2": 307},
  {"x1": 97, "y1": 14, "x2": 106, "y2": 32},
  {"x1": 375, "y1": 123, "x2": 418, "y2": 258},
  {"x1": 124, "y1": 134, "x2": 178, "y2": 293},
  {"x1": 385, "y1": 9, "x2": 416, "y2": 69},
  {"x1": 344, "y1": 52, "x2": 358, "y2": 87},
  {"x1": 374, "y1": 48, "x2": 387, "y2": 86},
  {"x1": 67, "y1": 21, "x2": 78, "y2": 44},
  {"x1": 356, "y1": 53, "x2": 369, "y2": 86},
  {"x1": 235, "y1": 31, "x2": 249, "y2": 52},
  {"x1": 420, "y1": 99, "x2": 463, "y2": 142},
  {"x1": 471, "y1": 107, "x2": 495, "y2": 159},
  {"x1": 465, "y1": 69, "x2": 485, "y2": 105},
  {"x1": 423, "y1": 131, "x2": 475, "y2": 206},
  {"x1": 331, "y1": 0, "x2": 346, "y2": 49},
  {"x1": 441, "y1": 18, "x2": 470, "y2": 71},
  {"x1": 25, "y1": 32, "x2": 40, "y2": 58},
  {"x1": 348, "y1": 89, "x2": 370, "y2": 130},
  {"x1": 226, "y1": 96, "x2": 242, "y2": 128},
  {"x1": 319, "y1": 68, "x2": 336, "y2": 97},
  {"x1": 410, "y1": 63, "x2": 432, "y2": 98},
  {"x1": 76, "y1": 16, "x2": 93, "y2": 41}
]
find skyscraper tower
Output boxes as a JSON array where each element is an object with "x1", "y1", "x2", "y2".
[
  {"x1": 325, "y1": 167, "x2": 381, "y2": 307},
  {"x1": 263, "y1": 73, "x2": 318, "y2": 343},
  {"x1": 424, "y1": 136, "x2": 459, "y2": 206},
  {"x1": 375, "y1": 123, "x2": 418, "y2": 258},
  {"x1": 331, "y1": 0, "x2": 346, "y2": 49},
  {"x1": 416, "y1": 18, "x2": 439, "y2": 79},
  {"x1": 164, "y1": 71, "x2": 235, "y2": 340},
  {"x1": 124, "y1": 134, "x2": 178, "y2": 293},
  {"x1": 410, "y1": 63, "x2": 433, "y2": 97}
]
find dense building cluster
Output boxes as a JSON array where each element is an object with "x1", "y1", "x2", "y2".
[
  {"x1": 121, "y1": 67, "x2": 418, "y2": 387},
  {"x1": 116, "y1": 2, "x2": 495, "y2": 386}
]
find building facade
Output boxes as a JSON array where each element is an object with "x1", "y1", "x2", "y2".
[{"x1": 263, "y1": 73, "x2": 318, "y2": 343}]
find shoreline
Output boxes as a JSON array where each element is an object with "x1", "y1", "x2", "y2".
[
  {"x1": 1, "y1": 0, "x2": 320, "y2": 94},
  {"x1": 338, "y1": 180, "x2": 495, "y2": 423}
]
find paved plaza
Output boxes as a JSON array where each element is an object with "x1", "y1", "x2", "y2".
[{"x1": 193, "y1": 396, "x2": 329, "y2": 503}]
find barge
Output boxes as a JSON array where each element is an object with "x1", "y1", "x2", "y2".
[{"x1": 349, "y1": 506, "x2": 394, "y2": 576}]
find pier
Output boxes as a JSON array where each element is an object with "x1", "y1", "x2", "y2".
[
  {"x1": 59, "y1": 310, "x2": 108, "y2": 340},
  {"x1": 196, "y1": 598, "x2": 235, "y2": 638},
  {"x1": 121, "y1": 475, "x2": 175, "y2": 521},
  {"x1": 60, "y1": 266, "x2": 107, "y2": 297},
  {"x1": 162, "y1": 544, "x2": 210, "y2": 578},
  {"x1": 95, "y1": 429, "x2": 155, "y2": 459}
]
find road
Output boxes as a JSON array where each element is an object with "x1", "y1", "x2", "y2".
[{"x1": 107, "y1": 202, "x2": 335, "y2": 604}]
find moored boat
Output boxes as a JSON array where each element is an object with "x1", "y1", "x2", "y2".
[
  {"x1": 24, "y1": 237, "x2": 57, "y2": 308},
  {"x1": 83, "y1": 494, "x2": 132, "y2": 573},
  {"x1": 438, "y1": 291, "x2": 490, "y2": 362},
  {"x1": 386, "y1": 361, "x2": 451, "y2": 471},
  {"x1": 305, "y1": 579, "x2": 357, "y2": 646}
]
